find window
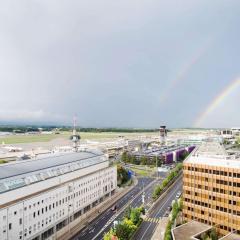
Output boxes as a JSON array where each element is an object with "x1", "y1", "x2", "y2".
[{"x1": 9, "y1": 223, "x2": 12, "y2": 230}]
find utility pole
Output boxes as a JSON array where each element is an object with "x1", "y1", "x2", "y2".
[
  {"x1": 70, "y1": 116, "x2": 80, "y2": 152},
  {"x1": 156, "y1": 156, "x2": 158, "y2": 179},
  {"x1": 142, "y1": 181, "x2": 145, "y2": 207}
]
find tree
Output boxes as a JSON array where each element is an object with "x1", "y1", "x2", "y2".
[
  {"x1": 124, "y1": 206, "x2": 132, "y2": 219},
  {"x1": 179, "y1": 151, "x2": 189, "y2": 161},
  {"x1": 157, "y1": 156, "x2": 163, "y2": 167},
  {"x1": 103, "y1": 228, "x2": 115, "y2": 240},
  {"x1": 115, "y1": 223, "x2": 132, "y2": 240},
  {"x1": 130, "y1": 208, "x2": 141, "y2": 225},
  {"x1": 117, "y1": 165, "x2": 129, "y2": 186},
  {"x1": 121, "y1": 152, "x2": 128, "y2": 163},
  {"x1": 210, "y1": 228, "x2": 218, "y2": 240},
  {"x1": 140, "y1": 156, "x2": 147, "y2": 165},
  {"x1": 123, "y1": 218, "x2": 137, "y2": 232}
]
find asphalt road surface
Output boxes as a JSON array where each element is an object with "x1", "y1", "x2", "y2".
[
  {"x1": 71, "y1": 172, "x2": 168, "y2": 240},
  {"x1": 132, "y1": 176, "x2": 183, "y2": 240}
]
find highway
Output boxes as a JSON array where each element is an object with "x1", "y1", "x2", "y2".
[
  {"x1": 132, "y1": 176, "x2": 183, "y2": 240},
  {"x1": 71, "y1": 172, "x2": 167, "y2": 240}
]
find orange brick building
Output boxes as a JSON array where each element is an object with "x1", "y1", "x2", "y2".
[{"x1": 183, "y1": 141, "x2": 240, "y2": 236}]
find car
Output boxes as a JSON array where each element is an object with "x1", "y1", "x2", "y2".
[
  {"x1": 163, "y1": 212, "x2": 169, "y2": 217},
  {"x1": 176, "y1": 191, "x2": 181, "y2": 199},
  {"x1": 167, "y1": 206, "x2": 172, "y2": 212},
  {"x1": 111, "y1": 205, "x2": 117, "y2": 211}
]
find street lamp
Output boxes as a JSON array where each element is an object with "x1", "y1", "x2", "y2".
[{"x1": 68, "y1": 204, "x2": 72, "y2": 236}]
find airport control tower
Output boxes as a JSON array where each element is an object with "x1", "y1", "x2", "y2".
[
  {"x1": 70, "y1": 117, "x2": 81, "y2": 152},
  {"x1": 159, "y1": 126, "x2": 167, "y2": 145}
]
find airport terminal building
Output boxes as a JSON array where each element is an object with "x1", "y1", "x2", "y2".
[{"x1": 0, "y1": 150, "x2": 117, "y2": 240}]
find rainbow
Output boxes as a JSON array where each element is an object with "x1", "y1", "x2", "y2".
[
  {"x1": 194, "y1": 78, "x2": 240, "y2": 127},
  {"x1": 159, "y1": 39, "x2": 213, "y2": 104}
]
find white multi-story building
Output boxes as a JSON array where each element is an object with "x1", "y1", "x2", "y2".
[{"x1": 0, "y1": 149, "x2": 117, "y2": 240}]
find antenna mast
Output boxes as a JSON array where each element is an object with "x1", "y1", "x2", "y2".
[{"x1": 70, "y1": 115, "x2": 81, "y2": 152}]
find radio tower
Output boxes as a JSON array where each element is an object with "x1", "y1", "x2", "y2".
[{"x1": 70, "y1": 116, "x2": 81, "y2": 152}]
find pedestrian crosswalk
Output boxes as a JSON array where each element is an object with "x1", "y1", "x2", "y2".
[
  {"x1": 146, "y1": 202, "x2": 151, "y2": 207},
  {"x1": 144, "y1": 217, "x2": 161, "y2": 223}
]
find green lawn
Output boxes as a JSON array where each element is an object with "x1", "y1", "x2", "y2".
[
  {"x1": 128, "y1": 165, "x2": 156, "y2": 177},
  {"x1": 0, "y1": 132, "x2": 70, "y2": 144},
  {"x1": 0, "y1": 132, "x2": 157, "y2": 144}
]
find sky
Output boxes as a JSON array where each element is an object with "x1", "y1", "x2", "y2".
[{"x1": 0, "y1": 0, "x2": 240, "y2": 128}]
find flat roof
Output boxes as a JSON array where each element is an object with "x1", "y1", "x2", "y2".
[
  {"x1": 185, "y1": 141, "x2": 240, "y2": 168},
  {"x1": 220, "y1": 233, "x2": 240, "y2": 240},
  {"x1": 172, "y1": 221, "x2": 211, "y2": 240},
  {"x1": 0, "y1": 150, "x2": 103, "y2": 181}
]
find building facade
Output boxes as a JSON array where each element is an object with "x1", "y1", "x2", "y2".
[
  {"x1": 0, "y1": 150, "x2": 117, "y2": 240},
  {"x1": 183, "y1": 141, "x2": 240, "y2": 236}
]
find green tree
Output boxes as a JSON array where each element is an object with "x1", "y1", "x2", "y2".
[
  {"x1": 104, "y1": 229, "x2": 114, "y2": 240},
  {"x1": 140, "y1": 156, "x2": 147, "y2": 165},
  {"x1": 178, "y1": 151, "x2": 189, "y2": 161},
  {"x1": 130, "y1": 208, "x2": 141, "y2": 225},
  {"x1": 124, "y1": 206, "x2": 132, "y2": 219},
  {"x1": 115, "y1": 222, "x2": 132, "y2": 240},
  {"x1": 117, "y1": 165, "x2": 129, "y2": 186},
  {"x1": 157, "y1": 156, "x2": 163, "y2": 167},
  {"x1": 121, "y1": 152, "x2": 128, "y2": 163},
  {"x1": 210, "y1": 228, "x2": 218, "y2": 240}
]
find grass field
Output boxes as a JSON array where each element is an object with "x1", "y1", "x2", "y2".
[
  {"x1": 128, "y1": 165, "x2": 156, "y2": 177},
  {"x1": 0, "y1": 132, "x2": 157, "y2": 144},
  {"x1": 0, "y1": 132, "x2": 70, "y2": 144}
]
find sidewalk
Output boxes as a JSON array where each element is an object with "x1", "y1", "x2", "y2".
[{"x1": 151, "y1": 217, "x2": 168, "y2": 240}]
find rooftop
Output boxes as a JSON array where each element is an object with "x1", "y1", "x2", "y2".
[
  {"x1": 172, "y1": 220, "x2": 211, "y2": 240},
  {"x1": 220, "y1": 233, "x2": 240, "y2": 240},
  {"x1": 185, "y1": 140, "x2": 240, "y2": 168},
  {"x1": 192, "y1": 140, "x2": 228, "y2": 157},
  {"x1": 0, "y1": 149, "x2": 106, "y2": 194}
]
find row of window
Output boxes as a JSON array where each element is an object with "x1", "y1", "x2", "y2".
[
  {"x1": 184, "y1": 214, "x2": 240, "y2": 233},
  {"x1": 185, "y1": 166, "x2": 240, "y2": 178},
  {"x1": 184, "y1": 183, "x2": 240, "y2": 197},
  {"x1": 1, "y1": 168, "x2": 115, "y2": 240},
  {"x1": 184, "y1": 198, "x2": 240, "y2": 215}
]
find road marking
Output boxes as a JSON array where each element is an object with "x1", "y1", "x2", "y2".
[
  {"x1": 91, "y1": 179, "x2": 157, "y2": 240},
  {"x1": 139, "y1": 183, "x2": 182, "y2": 240},
  {"x1": 144, "y1": 217, "x2": 160, "y2": 223}
]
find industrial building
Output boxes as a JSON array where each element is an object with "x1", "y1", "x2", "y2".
[
  {"x1": 183, "y1": 140, "x2": 240, "y2": 237},
  {"x1": 131, "y1": 144, "x2": 195, "y2": 164},
  {"x1": 0, "y1": 149, "x2": 117, "y2": 240}
]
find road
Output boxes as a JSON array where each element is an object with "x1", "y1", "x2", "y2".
[
  {"x1": 71, "y1": 172, "x2": 168, "y2": 240},
  {"x1": 132, "y1": 176, "x2": 183, "y2": 240}
]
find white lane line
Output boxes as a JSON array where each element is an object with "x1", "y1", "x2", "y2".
[
  {"x1": 139, "y1": 183, "x2": 181, "y2": 240},
  {"x1": 92, "y1": 180, "x2": 157, "y2": 240}
]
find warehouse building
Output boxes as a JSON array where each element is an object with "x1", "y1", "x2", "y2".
[
  {"x1": 183, "y1": 140, "x2": 240, "y2": 237},
  {"x1": 0, "y1": 149, "x2": 117, "y2": 240}
]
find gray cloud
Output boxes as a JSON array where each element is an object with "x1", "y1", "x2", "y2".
[{"x1": 0, "y1": 0, "x2": 240, "y2": 127}]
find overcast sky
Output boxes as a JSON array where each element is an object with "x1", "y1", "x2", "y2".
[{"x1": 0, "y1": 0, "x2": 240, "y2": 128}]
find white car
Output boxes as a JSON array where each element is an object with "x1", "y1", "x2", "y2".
[{"x1": 176, "y1": 191, "x2": 181, "y2": 199}]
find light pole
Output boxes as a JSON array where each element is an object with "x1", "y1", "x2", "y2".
[
  {"x1": 142, "y1": 181, "x2": 145, "y2": 207},
  {"x1": 68, "y1": 203, "x2": 72, "y2": 236},
  {"x1": 156, "y1": 156, "x2": 158, "y2": 179}
]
